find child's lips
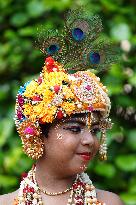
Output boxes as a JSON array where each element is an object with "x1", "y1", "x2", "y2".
[{"x1": 77, "y1": 152, "x2": 92, "y2": 161}]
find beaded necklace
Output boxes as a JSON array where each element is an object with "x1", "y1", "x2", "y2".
[{"x1": 13, "y1": 166, "x2": 106, "y2": 205}]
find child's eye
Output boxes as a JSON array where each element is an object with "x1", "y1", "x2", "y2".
[
  {"x1": 63, "y1": 126, "x2": 82, "y2": 134},
  {"x1": 90, "y1": 127, "x2": 101, "y2": 135}
]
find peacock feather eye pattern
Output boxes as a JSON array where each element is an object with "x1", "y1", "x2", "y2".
[
  {"x1": 71, "y1": 27, "x2": 85, "y2": 41},
  {"x1": 35, "y1": 7, "x2": 120, "y2": 73},
  {"x1": 89, "y1": 52, "x2": 101, "y2": 64},
  {"x1": 81, "y1": 37, "x2": 120, "y2": 72},
  {"x1": 35, "y1": 29, "x2": 66, "y2": 62}
]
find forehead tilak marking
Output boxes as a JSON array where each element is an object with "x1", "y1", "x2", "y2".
[{"x1": 57, "y1": 133, "x2": 63, "y2": 139}]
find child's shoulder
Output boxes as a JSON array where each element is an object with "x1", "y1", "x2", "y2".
[
  {"x1": 0, "y1": 189, "x2": 19, "y2": 205},
  {"x1": 96, "y1": 189, "x2": 124, "y2": 205}
]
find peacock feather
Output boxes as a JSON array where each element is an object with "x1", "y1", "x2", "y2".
[{"x1": 35, "y1": 7, "x2": 120, "y2": 73}]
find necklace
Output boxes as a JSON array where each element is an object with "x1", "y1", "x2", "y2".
[
  {"x1": 40, "y1": 186, "x2": 72, "y2": 196},
  {"x1": 39, "y1": 175, "x2": 78, "y2": 196},
  {"x1": 13, "y1": 165, "x2": 106, "y2": 205}
]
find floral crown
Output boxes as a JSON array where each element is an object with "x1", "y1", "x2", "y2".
[{"x1": 14, "y1": 8, "x2": 117, "y2": 160}]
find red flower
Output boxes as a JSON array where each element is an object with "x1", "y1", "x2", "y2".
[
  {"x1": 45, "y1": 57, "x2": 59, "y2": 72},
  {"x1": 33, "y1": 95, "x2": 42, "y2": 102},
  {"x1": 18, "y1": 95, "x2": 24, "y2": 106},
  {"x1": 45, "y1": 57, "x2": 54, "y2": 65},
  {"x1": 54, "y1": 85, "x2": 60, "y2": 93},
  {"x1": 57, "y1": 110, "x2": 63, "y2": 119},
  {"x1": 76, "y1": 202, "x2": 83, "y2": 205},
  {"x1": 88, "y1": 106, "x2": 94, "y2": 112},
  {"x1": 38, "y1": 76, "x2": 43, "y2": 84},
  {"x1": 21, "y1": 172, "x2": 28, "y2": 181}
]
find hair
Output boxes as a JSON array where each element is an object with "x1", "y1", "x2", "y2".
[{"x1": 39, "y1": 123, "x2": 52, "y2": 137}]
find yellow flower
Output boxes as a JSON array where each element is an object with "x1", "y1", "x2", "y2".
[
  {"x1": 23, "y1": 104, "x2": 33, "y2": 116},
  {"x1": 61, "y1": 102, "x2": 75, "y2": 115},
  {"x1": 33, "y1": 102, "x2": 48, "y2": 118},
  {"x1": 43, "y1": 71, "x2": 69, "y2": 87},
  {"x1": 39, "y1": 106, "x2": 57, "y2": 123},
  {"x1": 62, "y1": 86, "x2": 75, "y2": 100},
  {"x1": 36, "y1": 82, "x2": 49, "y2": 95},
  {"x1": 24, "y1": 80, "x2": 38, "y2": 98},
  {"x1": 42, "y1": 89, "x2": 54, "y2": 102}
]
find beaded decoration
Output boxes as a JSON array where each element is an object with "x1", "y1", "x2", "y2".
[{"x1": 13, "y1": 165, "x2": 106, "y2": 205}]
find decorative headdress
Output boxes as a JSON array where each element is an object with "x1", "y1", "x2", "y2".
[{"x1": 15, "y1": 8, "x2": 118, "y2": 160}]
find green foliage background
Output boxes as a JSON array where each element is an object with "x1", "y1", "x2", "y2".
[{"x1": 0, "y1": 0, "x2": 136, "y2": 204}]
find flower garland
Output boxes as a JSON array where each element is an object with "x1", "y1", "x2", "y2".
[
  {"x1": 13, "y1": 166, "x2": 106, "y2": 205},
  {"x1": 15, "y1": 57, "x2": 110, "y2": 127}
]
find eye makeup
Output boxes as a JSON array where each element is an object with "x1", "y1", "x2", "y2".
[
  {"x1": 63, "y1": 125, "x2": 83, "y2": 134},
  {"x1": 63, "y1": 121, "x2": 84, "y2": 134},
  {"x1": 62, "y1": 119, "x2": 101, "y2": 137},
  {"x1": 90, "y1": 124, "x2": 101, "y2": 138}
]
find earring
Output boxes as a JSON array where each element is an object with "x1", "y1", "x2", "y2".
[
  {"x1": 22, "y1": 135, "x2": 44, "y2": 160},
  {"x1": 18, "y1": 120, "x2": 44, "y2": 160},
  {"x1": 99, "y1": 130, "x2": 107, "y2": 161}
]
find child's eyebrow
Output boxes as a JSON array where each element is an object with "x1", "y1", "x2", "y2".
[
  {"x1": 63, "y1": 118, "x2": 86, "y2": 126},
  {"x1": 62, "y1": 117, "x2": 100, "y2": 126}
]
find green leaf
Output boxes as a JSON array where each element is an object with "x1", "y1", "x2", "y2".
[
  {"x1": 129, "y1": 183, "x2": 136, "y2": 194},
  {"x1": 0, "y1": 118, "x2": 14, "y2": 147},
  {"x1": 126, "y1": 129, "x2": 136, "y2": 151},
  {"x1": 4, "y1": 147, "x2": 23, "y2": 171},
  {"x1": 128, "y1": 73, "x2": 136, "y2": 87},
  {"x1": 94, "y1": 163, "x2": 116, "y2": 178},
  {"x1": 100, "y1": 0, "x2": 118, "y2": 11},
  {"x1": 104, "y1": 75, "x2": 123, "y2": 95},
  {"x1": 115, "y1": 155, "x2": 136, "y2": 171},
  {"x1": 120, "y1": 193, "x2": 136, "y2": 205},
  {"x1": 26, "y1": 0, "x2": 46, "y2": 17},
  {"x1": 19, "y1": 27, "x2": 35, "y2": 36},
  {"x1": 115, "y1": 95, "x2": 135, "y2": 107},
  {"x1": 0, "y1": 175, "x2": 18, "y2": 188},
  {"x1": 129, "y1": 176, "x2": 136, "y2": 193},
  {"x1": 10, "y1": 12, "x2": 29, "y2": 27},
  {"x1": 42, "y1": 0, "x2": 72, "y2": 10},
  {"x1": 0, "y1": 84, "x2": 10, "y2": 100}
]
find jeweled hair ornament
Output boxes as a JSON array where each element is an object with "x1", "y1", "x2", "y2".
[{"x1": 14, "y1": 8, "x2": 118, "y2": 160}]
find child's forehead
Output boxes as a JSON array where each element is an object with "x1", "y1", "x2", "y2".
[{"x1": 54, "y1": 112, "x2": 101, "y2": 127}]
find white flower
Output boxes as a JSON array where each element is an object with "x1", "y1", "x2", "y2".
[{"x1": 121, "y1": 40, "x2": 131, "y2": 52}]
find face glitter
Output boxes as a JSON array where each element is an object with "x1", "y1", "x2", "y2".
[{"x1": 57, "y1": 133, "x2": 63, "y2": 139}]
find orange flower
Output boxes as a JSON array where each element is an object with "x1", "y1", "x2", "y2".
[
  {"x1": 40, "y1": 114, "x2": 54, "y2": 123},
  {"x1": 61, "y1": 102, "x2": 75, "y2": 115}
]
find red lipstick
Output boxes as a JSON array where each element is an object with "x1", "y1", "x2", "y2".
[{"x1": 77, "y1": 152, "x2": 91, "y2": 161}]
